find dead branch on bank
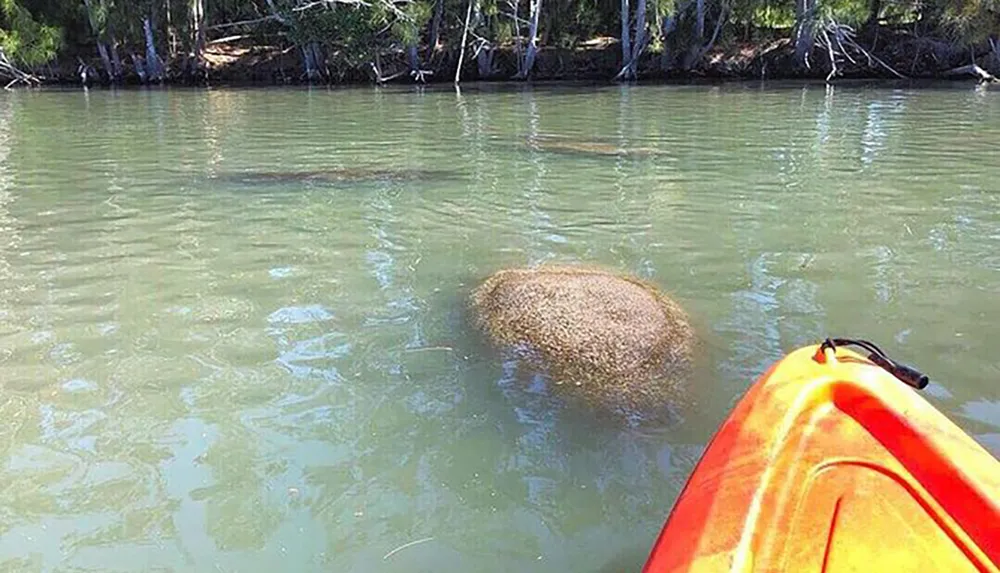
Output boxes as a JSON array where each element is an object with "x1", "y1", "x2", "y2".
[
  {"x1": 0, "y1": 50, "x2": 42, "y2": 89},
  {"x1": 814, "y1": 19, "x2": 906, "y2": 82},
  {"x1": 944, "y1": 64, "x2": 997, "y2": 83}
]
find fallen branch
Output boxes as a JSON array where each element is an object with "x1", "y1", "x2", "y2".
[
  {"x1": 372, "y1": 66, "x2": 433, "y2": 83},
  {"x1": 831, "y1": 25, "x2": 856, "y2": 65},
  {"x1": 821, "y1": 27, "x2": 837, "y2": 81},
  {"x1": 814, "y1": 19, "x2": 906, "y2": 81},
  {"x1": 471, "y1": 37, "x2": 489, "y2": 60},
  {"x1": 207, "y1": 34, "x2": 249, "y2": 45},
  {"x1": 376, "y1": 68, "x2": 408, "y2": 82},
  {"x1": 0, "y1": 50, "x2": 42, "y2": 89},
  {"x1": 865, "y1": 48, "x2": 906, "y2": 78},
  {"x1": 944, "y1": 64, "x2": 997, "y2": 83}
]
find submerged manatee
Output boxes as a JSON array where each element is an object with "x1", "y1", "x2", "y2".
[
  {"x1": 209, "y1": 166, "x2": 459, "y2": 187},
  {"x1": 469, "y1": 266, "x2": 696, "y2": 421}
]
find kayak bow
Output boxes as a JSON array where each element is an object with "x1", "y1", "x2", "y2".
[{"x1": 642, "y1": 339, "x2": 1000, "y2": 573}]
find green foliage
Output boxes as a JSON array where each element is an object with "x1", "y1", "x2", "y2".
[
  {"x1": 817, "y1": 0, "x2": 870, "y2": 25},
  {"x1": 391, "y1": 0, "x2": 432, "y2": 45},
  {"x1": 0, "y1": 0, "x2": 62, "y2": 65},
  {"x1": 544, "y1": 0, "x2": 617, "y2": 45},
  {"x1": 937, "y1": 0, "x2": 1000, "y2": 44},
  {"x1": 732, "y1": 1, "x2": 797, "y2": 28}
]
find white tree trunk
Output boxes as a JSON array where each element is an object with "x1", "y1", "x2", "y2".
[
  {"x1": 985, "y1": 36, "x2": 999, "y2": 74},
  {"x1": 695, "y1": 0, "x2": 705, "y2": 41},
  {"x1": 166, "y1": 0, "x2": 176, "y2": 58},
  {"x1": 191, "y1": 0, "x2": 206, "y2": 61},
  {"x1": 620, "y1": 0, "x2": 631, "y2": 69},
  {"x1": 143, "y1": 17, "x2": 164, "y2": 81},
  {"x1": 455, "y1": 0, "x2": 474, "y2": 83},
  {"x1": 512, "y1": 0, "x2": 523, "y2": 76},
  {"x1": 519, "y1": 0, "x2": 542, "y2": 77}
]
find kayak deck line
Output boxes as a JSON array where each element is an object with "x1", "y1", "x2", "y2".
[{"x1": 642, "y1": 341, "x2": 1000, "y2": 573}]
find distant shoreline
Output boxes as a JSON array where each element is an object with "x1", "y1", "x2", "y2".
[{"x1": 24, "y1": 38, "x2": 1000, "y2": 89}]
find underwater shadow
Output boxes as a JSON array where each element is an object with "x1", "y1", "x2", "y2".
[{"x1": 204, "y1": 166, "x2": 463, "y2": 188}]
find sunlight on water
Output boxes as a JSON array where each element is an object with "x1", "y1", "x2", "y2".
[{"x1": 0, "y1": 82, "x2": 998, "y2": 571}]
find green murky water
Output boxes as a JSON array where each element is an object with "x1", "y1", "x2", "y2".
[{"x1": 0, "y1": 82, "x2": 998, "y2": 572}]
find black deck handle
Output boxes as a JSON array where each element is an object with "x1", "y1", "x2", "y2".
[{"x1": 820, "y1": 337, "x2": 931, "y2": 390}]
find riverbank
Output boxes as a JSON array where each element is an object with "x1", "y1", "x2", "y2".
[{"x1": 19, "y1": 29, "x2": 1000, "y2": 88}]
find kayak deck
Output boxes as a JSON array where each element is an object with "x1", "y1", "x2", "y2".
[{"x1": 642, "y1": 343, "x2": 1000, "y2": 573}]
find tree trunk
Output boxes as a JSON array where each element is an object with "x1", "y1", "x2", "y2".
[
  {"x1": 628, "y1": 0, "x2": 648, "y2": 77},
  {"x1": 166, "y1": 0, "x2": 177, "y2": 59},
  {"x1": 302, "y1": 42, "x2": 320, "y2": 81},
  {"x1": 265, "y1": 0, "x2": 323, "y2": 82},
  {"x1": 455, "y1": 0, "x2": 474, "y2": 83},
  {"x1": 794, "y1": 0, "x2": 815, "y2": 68},
  {"x1": 131, "y1": 53, "x2": 148, "y2": 83},
  {"x1": 661, "y1": 10, "x2": 676, "y2": 71},
  {"x1": 143, "y1": 17, "x2": 164, "y2": 81},
  {"x1": 477, "y1": 43, "x2": 495, "y2": 77},
  {"x1": 408, "y1": 44, "x2": 420, "y2": 74},
  {"x1": 95, "y1": 43, "x2": 114, "y2": 82},
  {"x1": 315, "y1": 43, "x2": 327, "y2": 79},
  {"x1": 863, "y1": 0, "x2": 881, "y2": 34},
  {"x1": 110, "y1": 39, "x2": 124, "y2": 80},
  {"x1": 681, "y1": 0, "x2": 707, "y2": 70},
  {"x1": 990, "y1": 36, "x2": 999, "y2": 73},
  {"x1": 694, "y1": 4, "x2": 726, "y2": 63},
  {"x1": 427, "y1": 0, "x2": 444, "y2": 59},
  {"x1": 519, "y1": 0, "x2": 542, "y2": 78},
  {"x1": 620, "y1": 0, "x2": 632, "y2": 70},
  {"x1": 511, "y1": 0, "x2": 523, "y2": 76},
  {"x1": 695, "y1": 0, "x2": 705, "y2": 41},
  {"x1": 191, "y1": 0, "x2": 206, "y2": 61}
]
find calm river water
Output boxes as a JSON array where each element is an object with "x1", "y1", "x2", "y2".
[{"x1": 0, "y1": 82, "x2": 998, "y2": 572}]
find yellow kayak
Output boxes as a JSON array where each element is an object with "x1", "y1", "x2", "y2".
[{"x1": 642, "y1": 339, "x2": 1000, "y2": 572}]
